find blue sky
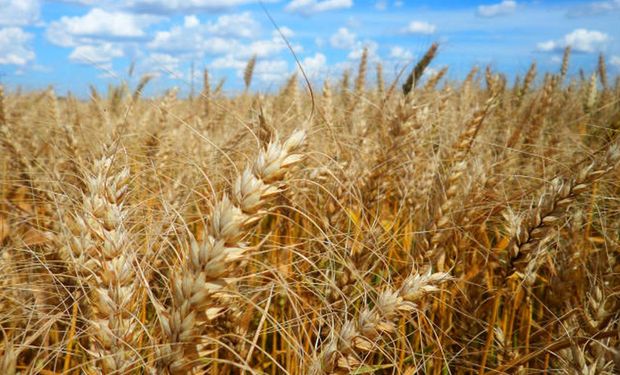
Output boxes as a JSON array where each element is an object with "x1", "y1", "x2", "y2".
[{"x1": 1, "y1": 0, "x2": 619, "y2": 96}]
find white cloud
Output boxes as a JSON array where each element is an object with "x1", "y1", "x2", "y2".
[
  {"x1": 286, "y1": 0, "x2": 353, "y2": 15},
  {"x1": 212, "y1": 56, "x2": 290, "y2": 85},
  {"x1": 274, "y1": 26, "x2": 295, "y2": 38},
  {"x1": 0, "y1": 27, "x2": 35, "y2": 65},
  {"x1": 477, "y1": 0, "x2": 517, "y2": 17},
  {"x1": 153, "y1": 34, "x2": 235, "y2": 55},
  {"x1": 45, "y1": 0, "x2": 104, "y2": 5},
  {"x1": 148, "y1": 13, "x2": 260, "y2": 55},
  {"x1": 537, "y1": 29, "x2": 609, "y2": 53},
  {"x1": 537, "y1": 41, "x2": 556, "y2": 52},
  {"x1": 565, "y1": 30, "x2": 609, "y2": 52},
  {"x1": 149, "y1": 15, "x2": 299, "y2": 78},
  {"x1": 375, "y1": 0, "x2": 387, "y2": 10},
  {"x1": 211, "y1": 54, "x2": 246, "y2": 70},
  {"x1": 46, "y1": 8, "x2": 159, "y2": 47},
  {"x1": 610, "y1": 55, "x2": 620, "y2": 69},
  {"x1": 206, "y1": 12, "x2": 260, "y2": 38},
  {"x1": 69, "y1": 43, "x2": 124, "y2": 65},
  {"x1": 330, "y1": 27, "x2": 356, "y2": 49},
  {"x1": 126, "y1": 0, "x2": 275, "y2": 13},
  {"x1": 252, "y1": 59, "x2": 290, "y2": 84},
  {"x1": 0, "y1": 0, "x2": 40, "y2": 27},
  {"x1": 209, "y1": 35, "x2": 298, "y2": 66},
  {"x1": 142, "y1": 53, "x2": 183, "y2": 78},
  {"x1": 184, "y1": 15, "x2": 200, "y2": 28},
  {"x1": 52, "y1": 0, "x2": 277, "y2": 12},
  {"x1": 300, "y1": 52, "x2": 327, "y2": 78},
  {"x1": 402, "y1": 21, "x2": 436, "y2": 35},
  {"x1": 246, "y1": 36, "x2": 301, "y2": 58},
  {"x1": 389, "y1": 46, "x2": 413, "y2": 61},
  {"x1": 347, "y1": 40, "x2": 378, "y2": 60},
  {"x1": 329, "y1": 27, "x2": 377, "y2": 63}
]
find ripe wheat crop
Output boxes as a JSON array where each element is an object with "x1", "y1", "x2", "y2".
[{"x1": 1, "y1": 46, "x2": 619, "y2": 374}]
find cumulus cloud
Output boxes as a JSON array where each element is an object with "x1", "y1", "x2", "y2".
[
  {"x1": 150, "y1": 33, "x2": 235, "y2": 55},
  {"x1": 141, "y1": 52, "x2": 183, "y2": 78},
  {"x1": 389, "y1": 46, "x2": 413, "y2": 61},
  {"x1": 0, "y1": 27, "x2": 35, "y2": 65},
  {"x1": 252, "y1": 59, "x2": 290, "y2": 84},
  {"x1": 69, "y1": 43, "x2": 124, "y2": 65},
  {"x1": 286, "y1": 0, "x2": 353, "y2": 15},
  {"x1": 330, "y1": 27, "x2": 356, "y2": 49},
  {"x1": 148, "y1": 13, "x2": 260, "y2": 55},
  {"x1": 610, "y1": 55, "x2": 620, "y2": 69},
  {"x1": 537, "y1": 29, "x2": 609, "y2": 53},
  {"x1": 147, "y1": 13, "x2": 297, "y2": 62},
  {"x1": 477, "y1": 0, "x2": 516, "y2": 17},
  {"x1": 46, "y1": 8, "x2": 160, "y2": 47},
  {"x1": 51, "y1": 0, "x2": 276, "y2": 12},
  {"x1": 184, "y1": 15, "x2": 200, "y2": 28},
  {"x1": 205, "y1": 12, "x2": 261, "y2": 38},
  {"x1": 0, "y1": 0, "x2": 40, "y2": 26},
  {"x1": 126, "y1": 0, "x2": 276, "y2": 13},
  {"x1": 245, "y1": 38, "x2": 291, "y2": 58},
  {"x1": 347, "y1": 41, "x2": 378, "y2": 60},
  {"x1": 212, "y1": 55, "x2": 290, "y2": 85},
  {"x1": 211, "y1": 54, "x2": 246, "y2": 70},
  {"x1": 402, "y1": 21, "x2": 436, "y2": 35},
  {"x1": 300, "y1": 52, "x2": 327, "y2": 78},
  {"x1": 274, "y1": 26, "x2": 295, "y2": 38}
]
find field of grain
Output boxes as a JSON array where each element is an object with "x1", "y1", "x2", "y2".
[{"x1": 1, "y1": 46, "x2": 619, "y2": 374}]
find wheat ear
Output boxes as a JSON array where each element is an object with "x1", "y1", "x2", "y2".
[
  {"x1": 402, "y1": 42, "x2": 439, "y2": 96},
  {"x1": 243, "y1": 55, "x2": 257, "y2": 91},
  {"x1": 310, "y1": 270, "x2": 451, "y2": 374},
  {"x1": 62, "y1": 146, "x2": 142, "y2": 373},
  {"x1": 507, "y1": 143, "x2": 620, "y2": 269},
  {"x1": 424, "y1": 98, "x2": 496, "y2": 268},
  {"x1": 157, "y1": 130, "x2": 306, "y2": 374}
]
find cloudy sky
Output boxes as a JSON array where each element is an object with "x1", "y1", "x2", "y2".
[{"x1": 1, "y1": 0, "x2": 619, "y2": 96}]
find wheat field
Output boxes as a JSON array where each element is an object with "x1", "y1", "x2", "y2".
[{"x1": 1, "y1": 46, "x2": 619, "y2": 374}]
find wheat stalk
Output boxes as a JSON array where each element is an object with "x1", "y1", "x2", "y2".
[
  {"x1": 157, "y1": 130, "x2": 306, "y2": 374},
  {"x1": 310, "y1": 270, "x2": 451, "y2": 374},
  {"x1": 62, "y1": 146, "x2": 143, "y2": 373},
  {"x1": 244, "y1": 55, "x2": 257, "y2": 91},
  {"x1": 506, "y1": 142, "x2": 620, "y2": 270},
  {"x1": 402, "y1": 42, "x2": 439, "y2": 96}
]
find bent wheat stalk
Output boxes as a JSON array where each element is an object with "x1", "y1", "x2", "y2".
[
  {"x1": 157, "y1": 130, "x2": 306, "y2": 374},
  {"x1": 507, "y1": 142, "x2": 620, "y2": 270},
  {"x1": 310, "y1": 270, "x2": 451, "y2": 374}
]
